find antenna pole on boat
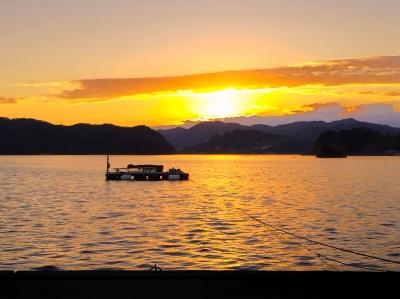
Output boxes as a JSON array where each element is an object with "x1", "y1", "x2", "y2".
[{"x1": 106, "y1": 154, "x2": 110, "y2": 173}]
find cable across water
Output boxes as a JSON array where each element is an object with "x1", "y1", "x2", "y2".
[
  {"x1": 257, "y1": 217, "x2": 387, "y2": 272},
  {"x1": 237, "y1": 207, "x2": 400, "y2": 267},
  {"x1": 190, "y1": 179, "x2": 399, "y2": 271}
]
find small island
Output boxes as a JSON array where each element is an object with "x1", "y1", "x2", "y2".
[{"x1": 314, "y1": 128, "x2": 400, "y2": 157}]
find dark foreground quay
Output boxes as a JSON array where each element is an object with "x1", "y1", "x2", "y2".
[{"x1": 1, "y1": 270, "x2": 398, "y2": 299}]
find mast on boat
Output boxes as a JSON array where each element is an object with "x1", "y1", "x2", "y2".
[{"x1": 106, "y1": 155, "x2": 110, "y2": 174}]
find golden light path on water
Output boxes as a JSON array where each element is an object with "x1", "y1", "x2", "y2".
[{"x1": 0, "y1": 155, "x2": 400, "y2": 271}]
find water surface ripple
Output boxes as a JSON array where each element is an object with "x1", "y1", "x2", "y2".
[{"x1": 0, "y1": 155, "x2": 399, "y2": 271}]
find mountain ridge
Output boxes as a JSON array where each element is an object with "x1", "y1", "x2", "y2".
[
  {"x1": 0, "y1": 117, "x2": 175, "y2": 154},
  {"x1": 159, "y1": 118, "x2": 400, "y2": 150},
  {"x1": 184, "y1": 129, "x2": 310, "y2": 154},
  {"x1": 2, "y1": 117, "x2": 400, "y2": 155}
]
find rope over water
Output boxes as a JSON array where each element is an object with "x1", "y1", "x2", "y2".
[
  {"x1": 237, "y1": 207, "x2": 400, "y2": 268},
  {"x1": 190, "y1": 179, "x2": 399, "y2": 271},
  {"x1": 259, "y1": 218, "x2": 386, "y2": 272}
]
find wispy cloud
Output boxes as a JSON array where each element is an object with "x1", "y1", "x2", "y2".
[
  {"x1": 359, "y1": 90, "x2": 400, "y2": 97},
  {"x1": 7, "y1": 55, "x2": 400, "y2": 127},
  {"x1": 47, "y1": 55, "x2": 400, "y2": 99},
  {"x1": 0, "y1": 97, "x2": 18, "y2": 104}
]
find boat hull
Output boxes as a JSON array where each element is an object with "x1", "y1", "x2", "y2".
[{"x1": 105, "y1": 172, "x2": 189, "y2": 181}]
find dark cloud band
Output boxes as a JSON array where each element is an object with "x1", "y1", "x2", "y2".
[
  {"x1": 59, "y1": 55, "x2": 400, "y2": 99},
  {"x1": 0, "y1": 97, "x2": 18, "y2": 104}
]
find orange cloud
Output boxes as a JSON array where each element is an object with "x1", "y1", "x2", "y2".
[
  {"x1": 299, "y1": 102, "x2": 338, "y2": 111},
  {"x1": 6, "y1": 55, "x2": 400, "y2": 127},
  {"x1": 359, "y1": 90, "x2": 400, "y2": 97},
  {"x1": 0, "y1": 97, "x2": 18, "y2": 104},
  {"x1": 343, "y1": 105, "x2": 362, "y2": 113},
  {"x1": 43, "y1": 55, "x2": 400, "y2": 99}
]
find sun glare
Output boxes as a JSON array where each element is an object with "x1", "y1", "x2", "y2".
[{"x1": 193, "y1": 88, "x2": 245, "y2": 119}]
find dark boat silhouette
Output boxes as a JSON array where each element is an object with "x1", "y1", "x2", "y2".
[{"x1": 105, "y1": 155, "x2": 189, "y2": 181}]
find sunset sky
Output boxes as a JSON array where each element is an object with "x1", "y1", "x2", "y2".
[{"x1": 1, "y1": 0, "x2": 400, "y2": 127}]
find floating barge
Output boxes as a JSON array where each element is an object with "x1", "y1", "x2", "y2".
[{"x1": 105, "y1": 156, "x2": 189, "y2": 181}]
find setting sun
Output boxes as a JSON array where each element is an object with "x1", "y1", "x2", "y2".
[{"x1": 194, "y1": 88, "x2": 243, "y2": 119}]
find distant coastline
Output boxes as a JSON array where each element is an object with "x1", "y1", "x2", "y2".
[{"x1": 1, "y1": 117, "x2": 400, "y2": 156}]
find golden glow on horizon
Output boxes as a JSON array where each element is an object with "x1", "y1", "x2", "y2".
[
  {"x1": 198, "y1": 89, "x2": 238, "y2": 119},
  {"x1": 2, "y1": 82, "x2": 400, "y2": 126},
  {"x1": 1, "y1": 0, "x2": 400, "y2": 127},
  {"x1": 2, "y1": 54, "x2": 400, "y2": 126},
  {"x1": 192, "y1": 88, "x2": 255, "y2": 119}
]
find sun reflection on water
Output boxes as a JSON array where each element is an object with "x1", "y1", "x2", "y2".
[{"x1": 0, "y1": 155, "x2": 399, "y2": 271}]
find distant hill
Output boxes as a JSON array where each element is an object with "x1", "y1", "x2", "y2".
[
  {"x1": 0, "y1": 117, "x2": 175, "y2": 154},
  {"x1": 3, "y1": 117, "x2": 400, "y2": 155},
  {"x1": 252, "y1": 118, "x2": 400, "y2": 141},
  {"x1": 159, "y1": 121, "x2": 246, "y2": 150},
  {"x1": 184, "y1": 129, "x2": 310, "y2": 154},
  {"x1": 314, "y1": 128, "x2": 400, "y2": 156},
  {"x1": 159, "y1": 119, "x2": 400, "y2": 151}
]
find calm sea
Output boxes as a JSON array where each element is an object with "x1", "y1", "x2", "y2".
[{"x1": 1, "y1": 155, "x2": 399, "y2": 271}]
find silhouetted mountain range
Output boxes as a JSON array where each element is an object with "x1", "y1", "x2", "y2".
[
  {"x1": 159, "y1": 119, "x2": 400, "y2": 153},
  {"x1": 0, "y1": 117, "x2": 175, "y2": 154},
  {"x1": 315, "y1": 128, "x2": 400, "y2": 156},
  {"x1": 159, "y1": 122, "x2": 246, "y2": 150},
  {"x1": 2, "y1": 117, "x2": 400, "y2": 155},
  {"x1": 251, "y1": 118, "x2": 400, "y2": 141},
  {"x1": 184, "y1": 129, "x2": 310, "y2": 154}
]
